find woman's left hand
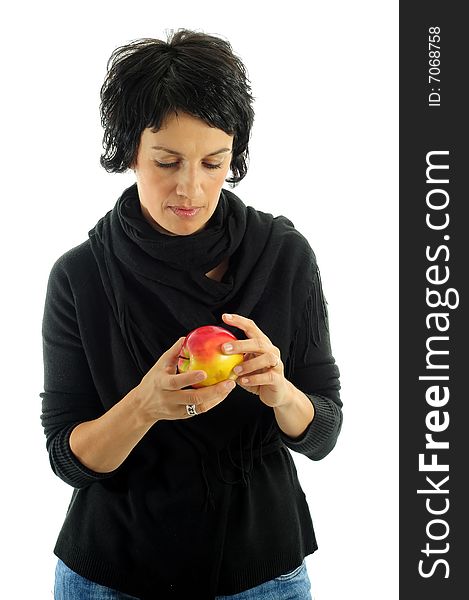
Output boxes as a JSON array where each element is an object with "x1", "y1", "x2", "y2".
[{"x1": 221, "y1": 313, "x2": 290, "y2": 408}]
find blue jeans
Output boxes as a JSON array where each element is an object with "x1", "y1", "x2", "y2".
[
  {"x1": 55, "y1": 558, "x2": 312, "y2": 599},
  {"x1": 216, "y1": 561, "x2": 312, "y2": 599}
]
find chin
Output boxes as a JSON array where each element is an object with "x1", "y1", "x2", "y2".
[{"x1": 178, "y1": 224, "x2": 207, "y2": 235}]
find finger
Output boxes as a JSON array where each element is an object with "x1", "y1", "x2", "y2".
[
  {"x1": 165, "y1": 368, "x2": 207, "y2": 391},
  {"x1": 233, "y1": 352, "x2": 280, "y2": 376},
  {"x1": 222, "y1": 313, "x2": 271, "y2": 341},
  {"x1": 179, "y1": 379, "x2": 236, "y2": 409},
  {"x1": 179, "y1": 381, "x2": 235, "y2": 419},
  {"x1": 199, "y1": 380, "x2": 237, "y2": 413},
  {"x1": 238, "y1": 371, "x2": 277, "y2": 386},
  {"x1": 222, "y1": 337, "x2": 271, "y2": 356},
  {"x1": 162, "y1": 336, "x2": 186, "y2": 374}
]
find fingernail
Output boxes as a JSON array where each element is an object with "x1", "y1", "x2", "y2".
[
  {"x1": 224, "y1": 313, "x2": 233, "y2": 320},
  {"x1": 195, "y1": 371, "x2": 206, "y2": 381},
  {"x1": 233, "y1": 366, "x2": 242, "y2": 374},
  {"x1": 223, "y1": 343, "x2": 233, "y2": 352},
  {"x1": 224, "y1": 380, "x2": 236, "y2": 390}
]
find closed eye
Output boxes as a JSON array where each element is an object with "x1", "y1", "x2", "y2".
[{"x1": 154, "y1": 161, "x2": 222, "y2": 170}]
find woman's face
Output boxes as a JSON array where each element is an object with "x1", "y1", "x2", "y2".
[{"x1": 131, "y1": 112, "x2": 234, "y2": 236}]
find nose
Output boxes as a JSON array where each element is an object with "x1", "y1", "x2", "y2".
[{"x1": 175, "y1": 164, "x2": 202, "y2": 201}]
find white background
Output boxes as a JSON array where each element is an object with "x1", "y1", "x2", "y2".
[{"x1": 1, "y1": 1, "x2": 398, "y2": 598}]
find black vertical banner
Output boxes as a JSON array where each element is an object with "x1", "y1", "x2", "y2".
[{"x1": 400, "y1": 2, "x2": 468, "y2": 598}]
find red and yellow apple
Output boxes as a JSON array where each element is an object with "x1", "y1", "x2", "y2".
[{"x1": 177, "y1": 325, "x2": 244, "y2": 388}]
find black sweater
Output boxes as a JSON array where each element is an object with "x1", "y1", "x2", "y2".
[{"x1": 40, "y1": 233, "x2": 342, "y2": 598}]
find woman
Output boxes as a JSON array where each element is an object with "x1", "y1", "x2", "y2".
[{"x1": 40, "y1": 29, "x2": 343, "y2": 599}]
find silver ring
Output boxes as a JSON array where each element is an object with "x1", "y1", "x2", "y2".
[{"x1": 186, "y1": 404, "x2": 198, "y2": 417}]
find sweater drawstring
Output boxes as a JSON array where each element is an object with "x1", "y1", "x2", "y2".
[
  {"x1": 217, "y1": 432, "x2": 255, "y2": 487},
  {"x1": 214, "y1": 423, "x2": 284, "y2": 485},
  {"x1": 177, "y1": 423, "x2": 279, "y2": 512},
  {"x1": 172, "y1": 423, "x2": 217, "y2": 513},
  {"x1": 201, "y1": 456, "x2": 216, "y2": 512},
  {"x1": 258, "y1": 427, "x2": 264, "y2": 466}
]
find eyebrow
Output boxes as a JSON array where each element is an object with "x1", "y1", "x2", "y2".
[{"x1": 151, "y1": 145, "x2": 232, "y2": 157}]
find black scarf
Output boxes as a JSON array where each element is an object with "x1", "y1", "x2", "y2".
[{"x1": 88, "y1": 182, "x2": 319, "y2": 381}]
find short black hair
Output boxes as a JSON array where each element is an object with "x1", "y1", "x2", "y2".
[{"x1": 99, "y1": 29, "x2": 255, "y2": 186}]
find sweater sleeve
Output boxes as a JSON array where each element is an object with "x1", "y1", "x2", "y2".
[
  {"x1": 39, "y1": 254, "x2": 115, "y2": 488},
  {"x1": 280, "y1": 263, "x2": 343, "y2": 461}
]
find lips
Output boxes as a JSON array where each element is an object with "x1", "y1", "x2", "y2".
[{"x1": 170, "y1": 206, "x2": 201, "y2": 218}]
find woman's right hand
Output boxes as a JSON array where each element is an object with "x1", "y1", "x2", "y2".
[
  {"x1": 136, "y1": 336, "x2": 236, "y2": 423},
  {"x1": 69, "y1": 336, "x2": 236, "y2": 474}
]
